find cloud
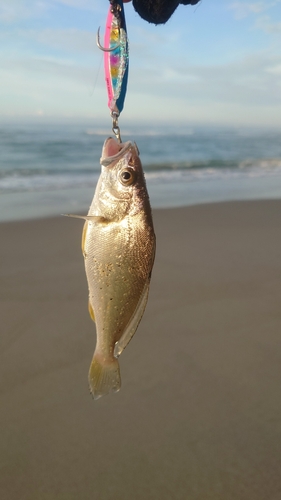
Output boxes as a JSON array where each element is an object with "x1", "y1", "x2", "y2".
[
  {"x1": 19, "y1": 28, "x2": 97, "y2": 54},
  {"x1": 54, "y1": 0, "x2": 100, "y2": 9},
  {"x1": 123, "y1": 52, "x2": 281, "y2": 126},
  {"x1": 266, "y1": 63, "x2": 281, "y2": 73},
  {"x1": 1, "y1": 54, "x2": 96, "y2": 86},
  {"x1": 0, "y1": 0, "x2": 49, "y2": 23},
  {"x1": 128, "y1": 52, "x2": 281, "y2": 111},
  {"x1": 0, "y1": 0, "x2": 100, "y2": 24},
  {"x1": 2, "y1": 50, "x2": 281, "y2": 125},
  {"x1": 0, "y1": 51, "x2": 107, "y2": 120},
  {"x1": 229, "y1": 1, "x2": 280, "y2": 20},
  {"x1": 255, "y1": 15, "x2": 281, "y2": 34}
]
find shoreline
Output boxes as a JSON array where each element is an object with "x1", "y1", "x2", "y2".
[
  {"x1": 1, "y1": 199, "x2": 281, "y2": 500},
  {"x1": 1, "y1": 180, "x2": 281, "y2": 223}
]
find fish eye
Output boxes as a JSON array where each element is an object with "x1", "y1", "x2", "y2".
[{"x1": 119, "y1": 168, "x2": 135, "y2": 186}]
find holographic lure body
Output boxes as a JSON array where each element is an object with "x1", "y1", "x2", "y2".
[{"x1": 103, "y1": 0, "x2": 129, "y2": 116}]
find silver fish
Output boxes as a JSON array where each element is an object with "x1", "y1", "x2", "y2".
[{"x1": 71, "y1": 137, "x2": 155, "y2": 399}]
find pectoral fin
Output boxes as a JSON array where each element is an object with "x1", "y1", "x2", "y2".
[
  {"x1": 63, "y1": 214, "x2": 108, "y2": 223},
  {"x1": 114, "y1": 281, "x2": 150, "y2": 358}
]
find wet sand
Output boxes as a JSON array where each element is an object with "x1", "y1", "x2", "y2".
[{"x1": 1, "y1": 200, "x2": 281, "y2": 500}]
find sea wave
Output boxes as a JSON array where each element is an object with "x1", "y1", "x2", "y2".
[
  {"x1": 0, "y1": 169, "x2": 99, "y2": 193},
  {"x1": 1, "y1": 158, "x2": 281, "y2": 194}
]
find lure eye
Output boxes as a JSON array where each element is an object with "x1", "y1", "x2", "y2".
[{"x1": 119, "y1": 168, "x2": 135, "y2": 186}]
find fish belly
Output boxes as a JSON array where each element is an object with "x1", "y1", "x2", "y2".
[{"x1": 84, "y1": 216, "x2": 154, "y2": 359}]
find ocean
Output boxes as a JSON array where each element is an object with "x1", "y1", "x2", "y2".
[{"x1": 1, "y1": 122, "x2": 281, "y2": 222}]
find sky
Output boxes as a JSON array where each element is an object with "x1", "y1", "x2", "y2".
[{"x1": 1, "y1": 0, "x2": 281, "y2": 128}]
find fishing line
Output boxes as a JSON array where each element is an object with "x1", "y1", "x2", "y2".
[{"x1": 89, "y1": 52, "x2": 103, "y2": 97}]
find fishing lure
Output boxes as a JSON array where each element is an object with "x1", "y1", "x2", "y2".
[{"x1": 97, "y1": 0, "x2": 129, "y2": 142}]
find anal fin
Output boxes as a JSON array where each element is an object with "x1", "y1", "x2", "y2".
[
  {"x1": 114, "y1": 282, "x2": 150, "y2": 358},
  {"x1": 81, "y1": 220, "x2": 88, "y2": 256},
  {"x1": 88, "y1": 300, "x2": 95, "y2": 322}
]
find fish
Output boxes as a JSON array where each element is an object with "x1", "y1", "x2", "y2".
[{"x1": 69, "y1": 137, "x2": 155, "y2": 399}]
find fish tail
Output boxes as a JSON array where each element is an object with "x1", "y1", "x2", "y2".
[{"x1": 88, "y1": 353, "x2": 121, "y2": 400}]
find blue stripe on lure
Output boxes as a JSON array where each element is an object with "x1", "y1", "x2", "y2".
[{"x1": 103, "y1": 0, "x2": 129, "y2": 116}]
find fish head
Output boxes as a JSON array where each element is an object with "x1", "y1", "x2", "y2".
[{"x1": 95, "y1": 137, "x2": 149, "y2": 219}]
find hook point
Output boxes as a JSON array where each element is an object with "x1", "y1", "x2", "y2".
[{"x1": 96, "y1": 26, "x2": 120, "y2": 52}]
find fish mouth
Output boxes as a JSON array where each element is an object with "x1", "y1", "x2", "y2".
[{"x1": 100, "y1": 137, "x2": 138, "y2": 167}]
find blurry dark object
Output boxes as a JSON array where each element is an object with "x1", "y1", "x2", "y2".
[{"x1": 132, "y1": 0, "x2": 200, "y2": 24}]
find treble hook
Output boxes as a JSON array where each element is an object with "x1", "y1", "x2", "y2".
[{"x1": 96, "y1": 26, "x2": 120, "y2": 52}]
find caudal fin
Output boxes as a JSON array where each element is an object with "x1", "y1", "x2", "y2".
[{"x1": 88, "y1": 354, "x2": 121, "y2": 400}]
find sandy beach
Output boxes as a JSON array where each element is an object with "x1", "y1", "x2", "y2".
[{"x1": 1, "y1": 200, "x2": 281, "y2": 500}]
